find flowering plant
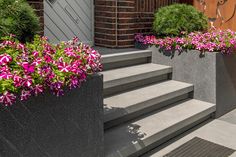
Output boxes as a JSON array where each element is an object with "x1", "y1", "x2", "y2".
[
  {"x1": 0, "y1": 35, "x2": 102, "y2": 106},
  {"x1": 135, "y1": 29, "x2": 236, "y2": 54}
]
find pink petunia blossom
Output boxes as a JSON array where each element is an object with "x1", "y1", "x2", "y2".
[
  {"x1": 33, "y1": 84, "x2": 44, "y2": 96},
  {"x1": 20, "y1": 90, "x2": 31, "y2": 101},
  {"x1": 64, "y1": 47, "x2": 76, "y2": 57},
  {"x1": 58, "y1": 62, "x2": 71, "y2": 72},
  {"x1": 32, "y1": 51, "x2": 39, "y2": 57},
  {"x1": 0, "y1": 72, "x2": 13, "y2": 79},
  {"x1": 22, "y1": 76, "x2": 33, "y2": 87},
  {"x1": 22, "y1": 62, "x2": 35, "y2": 73},
  {"x1": 44, "y1": 55, "x2": 52, "y2": 63},
  {"x1": 0, "y1": 35, "x2": 102, "y2": 106},
  {"x1": 0, "y1": 53, "x2": 12, "y2": 65},
  {"x1": 0, "y1": 92, "x2": 16, "y2": 106}
]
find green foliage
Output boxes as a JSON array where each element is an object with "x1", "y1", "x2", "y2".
[
  {"x1": 0, "y1": 0, "x2": 40, "y2": 42},
  {"x1": 153, "y1": 4, "x2": 208, "y2": 37}
]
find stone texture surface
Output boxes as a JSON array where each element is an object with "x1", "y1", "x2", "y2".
[
  {"x1": 0, "y1": 74, "x2": 103, "y2": 157},
  {"x1": 151, "y1": 47, "x2": 236, "y2": 117}
]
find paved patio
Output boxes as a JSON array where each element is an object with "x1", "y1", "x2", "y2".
[{"x1": 141, "y1": 109, "x2": 236, "y2": 157}]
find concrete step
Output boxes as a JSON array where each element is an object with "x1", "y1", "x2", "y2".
[
  {"x1": 105, "y1": 99, "x2": 216, "y2": 157},
  {"x1": 101, "y1": 50, "x2": 152, "y2": 70},
  {"x1": 104, "y1": 80, "x2": 193, "y2": 129},
  {"x1": 102, "y1": 63, "x2": 172, "y2": 97}
]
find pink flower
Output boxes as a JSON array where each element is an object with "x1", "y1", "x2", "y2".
[
  {"x1": 0, "y1": 91, "x2": 16, "y2": 106},
  {"x1": 17, "y1": 43, "x2": 25, "y2": 51},
  {"x1": 2, "y1": 40, "x2": 14, "y2": 46},
  {"x1": 64, "y1": 47, "x2": 76, "y2": 57},
  {"x1": 69, "y1": 76, "x2": 79, "y2": 88},
  {"x1": 32, "y1": 58, "x2": 42, "y2": 66},
  {"x1": 22, "y1": 62, "x2": 35, "y2": 73},
  {"x1": 33, "y1": 84, "x2": 44, "y2": 96},
  {"x1": 22, "y1": 76, "x2": 33, "y2": 87},
  {"x1": 44, "y1": 55, "x2": 52, "y2": 63},
  {"x1": 0, "y1": 35, "x2": 102, "y2": 106},
  {"x1": 32, "y1": 51, "x2": 39, "y2": 57},
  {"x1": 20, "y1": 90, "x2": 31, "y2": 101},
  {"x1": 13, "y1": 75, "x2": 22, "y2": 87},
  {"x1": 0, "y1": 66, "x2": 10, "y2": 72},
  {"x1": 0, "y1": 53, "x2": 12, "y2": 65},
  {"x1": 58, "y1": 62, "x2": 71, "y2": 72},
  {"x1": 0, "y1": 72, "x2": 13, "y2": 79}
]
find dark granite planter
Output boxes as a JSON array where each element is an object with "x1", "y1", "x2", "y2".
[
  {"x1": 0, "y1": 74, "x2": 103, "y2": 157},
  {"x1": 135, "y1": 41, "x2": 149, "y2": 50},
  {"x1": 151, "y1": 46, "x2": 236, "y2": 118}
]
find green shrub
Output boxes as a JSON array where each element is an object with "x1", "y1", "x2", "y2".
[
  {"x1": 0, "y1": 0, "x2": 40, "y2": 42},
  {"x1": 153, "y1": 4, "x2": 208, "y2": 37}
]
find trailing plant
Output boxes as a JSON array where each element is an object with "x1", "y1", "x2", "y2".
[
  {"x1": 153, "y1": 4, "x2": 208, "y2": 37},
  {"x1": 135, "y1": 29, "x2": 236, "y2": 54},
  {"x1": 0, "y1": 0, "x2": 40, "y2": 42},
  {"x1": 0, "y1": 35, "x2": 102, "y2": 106}
]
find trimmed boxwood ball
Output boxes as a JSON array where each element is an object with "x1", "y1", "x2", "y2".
[
  {"x1": 0, "y1": 0, "x2": 40, "y2": 42},
  {"x1": 153, "y1": 4, "x2": 208, "y2": 37}
]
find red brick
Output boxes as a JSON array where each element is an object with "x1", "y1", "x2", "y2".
[{"x1": 27, "y1": 0, "x2": 44, "y2": 35}]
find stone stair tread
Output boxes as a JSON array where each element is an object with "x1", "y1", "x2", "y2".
[
  {"x1": 104, "y1": 80, "x2": 193, "y2": 123},
  {"x1": 101, "y1": 50, "x2": 152, "y2": 64},
  {"x1": 105, "y1": 99, "x2": 216, "y2": 157},
  {"x1": 101, "y1": 63, "x2": 172, "y2": 89}
]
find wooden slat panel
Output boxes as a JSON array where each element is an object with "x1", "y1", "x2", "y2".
[
  {"x1": 44, "y1": 12, "x2": 68, "y2": 41},
  {"x1": 44, "y1": 2, "x2": 76, "y2": 38},
  {"x1": 44, "y1": 0, "x2": 93, "y2": 45}
]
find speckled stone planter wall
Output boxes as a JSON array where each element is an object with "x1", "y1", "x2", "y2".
[
  {"x1": 0, "y1": 74, "x2": 103, "y2": 157},
  {"x1": 151, "y1": 46, "x2": 236, "y2": 118}
]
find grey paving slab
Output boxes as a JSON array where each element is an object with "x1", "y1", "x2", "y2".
[
  {"x1": 102, "y1": 63, "x2": 171, "y2": 88},
  {"x1": 101, "y1": 50, "x2": 152, "y2": 64},
  {"x1": 93, "y1": 46, "x2": 139, "y2": 55},
  {"x1": 230, "y1": 152, "x2": 236, "y2": 157},
  {"x1": 219, "y1": 109, "x2": 236, "y2": 125},
  {"x1": 105, "y1": 99, "x2": 215, "y2": 157},
  {"x1": 104, "y1": 80, "x2": 193, "y2": 123}
]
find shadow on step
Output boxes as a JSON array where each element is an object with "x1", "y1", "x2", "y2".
[
  {"x1": 104, "y1": 99, "x2": 215, "y2": 157},
  {"x1": 104, "y1": 100, "x2": 187, "y2": 157}
]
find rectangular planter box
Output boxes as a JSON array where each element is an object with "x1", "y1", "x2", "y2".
[
  {"x1": 151, "y1": 46, "x2": 236, "y2": 118},
  {"x1": 134, "y1": 41, "x2": 149, "y2": 50},
  {"x1": 0, "y1": 74, "x2": 103, "y2": 157}
]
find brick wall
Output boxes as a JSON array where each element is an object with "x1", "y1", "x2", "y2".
[
  {"x1": 95, "y1": 0, "x2": 184, "y2": 48},
  {"x1": 27, "y1": 0, "x2": 44, "y2": 35}
]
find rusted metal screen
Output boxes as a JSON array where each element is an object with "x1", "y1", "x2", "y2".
[
  {"x1": 135, "y1": 0, "x2": 181, "y2": 12},
  {"x1": 193, "y1": 0, "x2": 236, "y2": 31}
]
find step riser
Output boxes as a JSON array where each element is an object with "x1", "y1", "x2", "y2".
[
  {"x1": 116, "y1": 107, "x2": 216, "y2": 157},
  {"x1": 104, "y1": 74, "x2": 171, "y2": 97},
  {"x1": 104, "y1": 93, "x2": 190, "y2": 130},
  {"x1": 103, "y1": 57, "x2": 151, "y2": 71}
]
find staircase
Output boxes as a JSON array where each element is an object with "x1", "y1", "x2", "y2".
[{"x1": 101, "y1": 50, "x2": 216, "y2": 157}]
